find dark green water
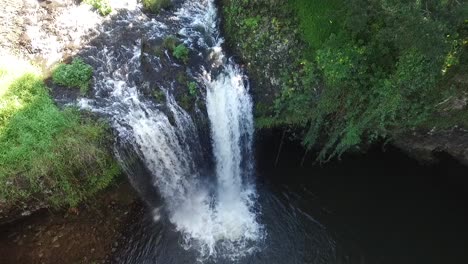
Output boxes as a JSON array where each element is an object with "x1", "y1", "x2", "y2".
[{"x1": 257, "y1": 131, "x2": 468, "y2": 264}]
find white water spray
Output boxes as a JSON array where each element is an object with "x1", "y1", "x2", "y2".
[{"x1": 167, "y1": 1, "x2": 263, "y2": 258}]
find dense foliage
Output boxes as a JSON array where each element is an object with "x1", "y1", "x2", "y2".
[
  {"x1": 0, "y1": 58, "x2": 120, "y2": 208},
  {"x1": 223, "y1": 0, "x2": 468, "y2": 161},
  {"x1": 52, "y1": 58, "x2": 94, "y2": 94}
]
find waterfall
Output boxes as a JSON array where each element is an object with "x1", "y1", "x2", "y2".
[
  {"x1": 73, "y1": 0, "x2": 263, "y2": 260},
  {"x1": 169, "y1": 62, "x2": 262, "y2": 258}
]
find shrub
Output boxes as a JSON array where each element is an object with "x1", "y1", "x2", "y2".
[
  {"x1": 173, "y1": 44, "x2": 189, "y2": 63},
  {"x1": 52, "y1": 58, "x2": 94, "y2": 94},
  {"x1": 175, "y1": 81, "x2": 197, "y2": 111},
  {"x1": 187, "y1": 81, "x2": 197, "y2": 96},
  {"x1": 84, "y1": 0, "x2": 112, "y2": 16},
  {"x1": 143, "y1": 0, "x2": 172, "y2": 13},
  {"x1": 289, "y1": 0, "x2": 343, "y2": 51},
  {"x1": 160, "y1": 36, "x2": 190, "y2": 63},
  {"x1": 243, "y1": 17, "x2": 260, "y2": 30}
]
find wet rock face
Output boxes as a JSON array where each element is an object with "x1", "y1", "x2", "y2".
[
  {"x1": 219, "y1": 0, "x2": 303, "y2": 113},
  {"x1": 394, "y1": 128, "x2": 468, "y2": 167}
]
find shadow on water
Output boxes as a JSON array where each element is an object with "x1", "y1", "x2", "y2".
[
  {"x1": 111, "y1": 128, "x2": 468, "y2": 264},
  {"x1": 256, "y1": 129, "x2": 468, "y2": 264}
]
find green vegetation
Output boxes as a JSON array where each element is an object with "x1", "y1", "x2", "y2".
[
  {"x1": 289, "y1": 0, "x2": 342, "y2": 51},
  {"x1": 187, "y1": 81, "x2": 197, "y2": 96},
  {"x1": 173, "y1": 44, "x2": 190, "y2": 64},
  {"x1": 162, "y1": 35, "x2": 178, "y2": 51},
  {"x1": 223, "y1": 0, "x2": 468, "y2": 161},
  {"x1": 153, "y1": 89, "x2": 166, "y2": 103},
  {"x1": 156, "y1": 36, "x2": 190, "y2": 63},
  {"x1": 52, "y1": 58, "x2": 94, "y2": 95},
  {"x1": 143, "y1": 36, "x2": 177, "y2": 58},
  {"x1": 174, "y1": 72, "x2": 197, "y2": 111},
  {"x1": 0, "y1": 57, "x2": 120, "y2": 208},
  {"x1": 243, "y1": 17, "x2": 260, "y2": 30},
  {"x1": 84, "y1": 0, "x2": 112, "y2": 16},
  {"x1": 143, "y1": 0, "x2": 172, "y2": 13},
  {"x1": 171, "y1": 70, "x2": 198, "y2": 111}
]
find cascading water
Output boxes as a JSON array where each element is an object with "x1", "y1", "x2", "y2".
[{"x1": 75, "y1": 0, "x2": 263, "y2": 260}]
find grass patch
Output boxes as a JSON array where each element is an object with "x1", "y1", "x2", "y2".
[
  {"x1": 187, "y1": 81, "x2": 197, "y2": 96},
  {"x1": 84, "y1": 0, "x2": 112, "y2": 16},
  {"x1": 173, "y1": 44, "x2": 190, "y2": 64},
  {"x1": 0, "y1": 57, "x2": 119, "y2": 208},
  {"x1": 143, "y1": 0, "x2": 172, "y2": 13},
  {"x1": 52, "y1": 58, "x2": 93, "y2": 95}
]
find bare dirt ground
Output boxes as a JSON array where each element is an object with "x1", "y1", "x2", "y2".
[{"x1": 0, "y1": 182, "x2": 138, "y2": 264}]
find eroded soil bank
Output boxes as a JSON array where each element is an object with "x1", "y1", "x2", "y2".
[{"x1": 0, "y1": 182, "x2": 139, "y2": 264}]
